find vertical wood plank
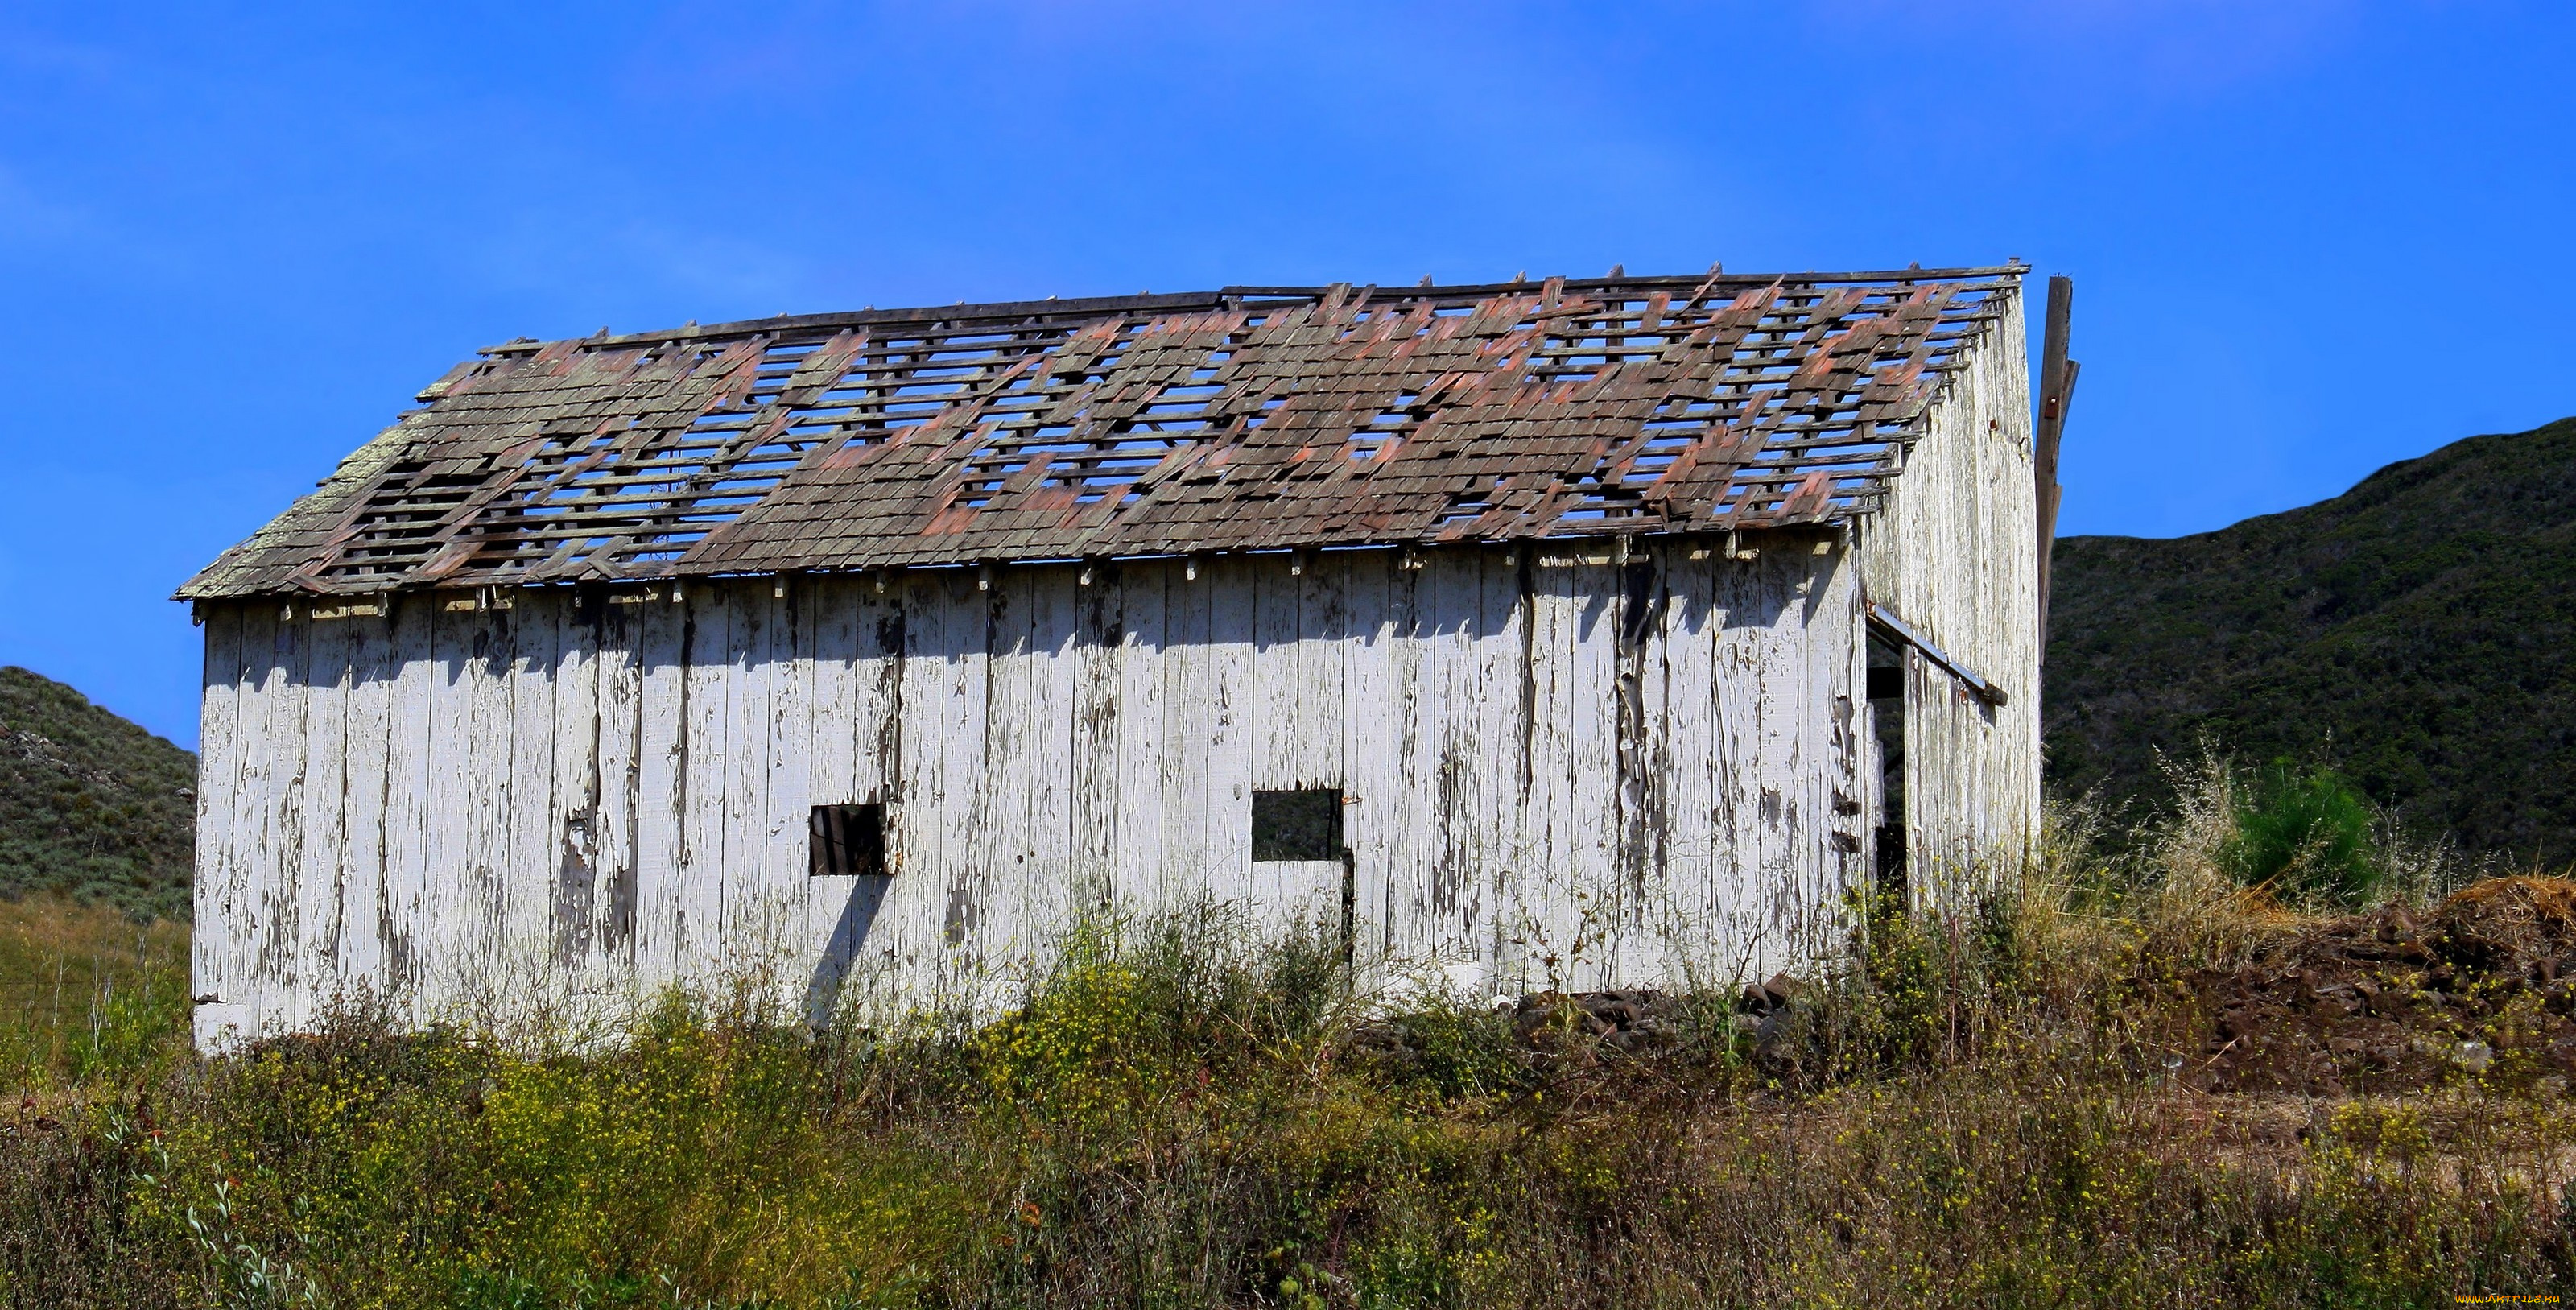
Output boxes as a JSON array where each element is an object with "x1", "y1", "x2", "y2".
[
  {"x1": 801, "y1": 576, "x2": 859, "y2": 1010},
  {"x1": 937, "y1": 571, "x2": 993, "y2": 990},
  {"x1": 1707, "y1": 552, "x2": 1770, "y2": 976},
  {"x1": 1624, "y1": 547, "x2": 1674, "y2": 986},
  {"x1": 1428, "y1": 550, "x2": 1483, "y2": 966},
  {"x1": 679, "y1": 585, "x2": 733, "y2": 990},
  {"x1": 1023, "y1": 568, "x2": 1080, "y2": 952},
  {"x1": 1659, "y1": 550, "x2": 1728, "y2": 986},
  {"x1": 718, "y1": 584, "x2": 776, "y2": 971},
  {"x1": 1818, "y1": 549, "x2": 1871, "y2": 941},
  {"x1": 1159, "y1": 564, "x2": 1214, "y2": 911},
  {"x1": 1069, "y1": 570, "x2": 1124, "y2": 914},
  {"x1": 236, "y1": 608, "x2": 282, "y2": 1030},
  {"x1": 890, "y1": 572, "x2": 953, "y2": 990},
  {"x1": 191, "y1": 604, "x2": 246, "y2": 1046},
  {"x1": 630, "y1": 593, "x2": 690, "y2": 994},
  {"x1": 762, "y1": 582, "x2": 811, "y2": 992},
  {"x1": 1339, "y1": 552, "x2": 1393, "y2": 970},
  {"x1": 969, "y1": 572, "x2": 1030, "y2": 975},
  {"x1": 1521, "y1": 556, "x2": 1568, "y2": 989},
  {"x1": 547, "y1": 593, "x2": 603, "y2": 977},
  {"x1": 848, "y1": 578, "x2": 905, "y2": 994},
  {"x1": 1398, "y1": 556, "x2": 1455, "y2": 971},
  {"x1": 224, "y1": 604, "x2": 276, "y2": 1035},
  {"x1": 591, "y1": 598, "x2": 643, "y2": 973},
  {"x1": 254, "y1": 605, "x2": 311, "y2": 1033},
  {"x1": 456, "y1": 603, "x2": 516, "y2": 998},
  {"x1": 1252, "y1": 556, "x2": 1302, "y2": 795},
  {"x1": 1753, "y1": 551, "x2": 1809, "y2": 961},
  {"x1": 808, "y1": 579, "x2": 861, "y2": 808},
  {"x1": 380, "y1": 597, "x2": 436, "y2": 1019},
  {"x1": 858, "y1": 581, "x2": 904, "y2": 813},
  {"x1": 1564, "y1": 559, "x2": 1624, "y2": 989},
  {"x1": 1204, "y1": 556, "x2": 1257, "y2": 920},
  {"x1": 1791, "y1": 555, "x2": 1835, "y2": 953},
  {"x1": 336, "y1": 610, "x2": 395, "y2": 1002},
  {"x1": 292, "y1": 614, "x2": 351, "y2": 1029},
  {"x1": 504, "y1": 594, "x2": 562, "y2": 994},
  {"x1": 1469, "y1": 552, "x2": 1525, "y2": 983},
  {"x1": 1113, "y1": 564, "x2": 1166, "y2": 915},
  {"x1": 1294, "y1": 553, "x2": 1348, "y2": 792}
]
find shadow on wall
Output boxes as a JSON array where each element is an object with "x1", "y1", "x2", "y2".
[
  {"x1": 803, "y1": 874, "x2": 887, "y2": 1027},
  {"x1": 219, "y1": 551, "x2": 1817, "y2": 692}
]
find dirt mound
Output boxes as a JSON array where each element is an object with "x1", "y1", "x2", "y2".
[{"x1": 2188, "y1": 877, "x2": 2576, "y2": 1094}]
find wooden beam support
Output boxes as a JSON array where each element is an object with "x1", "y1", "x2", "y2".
[
  {"x1": 1867, "y1": 601, "x2": 2008, "y2": 707},
  {"x1": 2033, "y1": 275, "x2": 2077, "y2": 663}
]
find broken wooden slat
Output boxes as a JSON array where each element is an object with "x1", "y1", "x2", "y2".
[
  {"x1": 178, "y1": 267, "x2": 2029, "y2": 602},
  {"x1": 1865, "y1": 601, "x2": 2008, "y2": 707}
]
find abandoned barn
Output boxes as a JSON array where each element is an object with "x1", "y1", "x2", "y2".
[{"x1": 180, "y1": 265, "x2": 2069, "y2": 1048}]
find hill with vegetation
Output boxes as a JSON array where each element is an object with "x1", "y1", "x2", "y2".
[
  {"x1": 2046, "y1": 416, "x2": 2576, "y2": 862},
  {"x1": 0, "y1": 667, "x2": 196, "y2": 920}
]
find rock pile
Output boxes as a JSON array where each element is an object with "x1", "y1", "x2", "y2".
[
  {"x1": 2188, "y1": 876, "x2": 2576, "y2": 1094},
  {"x1": 1505, "y1": 974, "x2": 1809, "y2": 1055},
  {"x1": 1511, "y1": 990, "x2": 1682, "y2": 1054}
]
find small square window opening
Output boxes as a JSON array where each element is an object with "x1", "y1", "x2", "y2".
[
  {"x1": 810, "y1": 804, "x2": 888, "y2": 878},
  {"x1": 1253, "y1": 789, "x2": 1344, "y2": 862}
]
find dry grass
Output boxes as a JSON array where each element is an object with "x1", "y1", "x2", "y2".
[
  {"x1": 0, "y1": 893, "x2": 188, "y2": 1089},
  {"x1": 3, "y1": 770, "x2": 2574, "y2": 1307}
]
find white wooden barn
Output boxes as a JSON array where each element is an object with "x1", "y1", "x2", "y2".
[{"x1": 179, "y1": 266, "x2": 2075, "y2": 1048}]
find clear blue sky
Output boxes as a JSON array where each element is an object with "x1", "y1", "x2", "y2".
[{"x1": 3, "y1": 2, "x2": 2570, "y2": 748}]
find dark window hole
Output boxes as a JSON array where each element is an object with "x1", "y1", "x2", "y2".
[
  {"x1": 811, "y1": 804, "x2": 888, "y2": 878},
  {"x1": 1253, "y1": 789, "x2": 1343, "y2": 862}
]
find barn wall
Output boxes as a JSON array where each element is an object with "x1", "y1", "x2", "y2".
[
  {"x1": 1854, "y1": 291, "x2": 2042, "y2": 897},
  {"x1": 192, "y1": 543, "x2": 1872, "y2": 1048}
]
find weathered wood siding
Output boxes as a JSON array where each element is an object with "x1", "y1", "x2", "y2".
[
  {"x1": 1854, "y1": 291, "x2": 2043, "y2": 895},
  {"x1": 194, "y1": 542, "x2": 1880, "y2": 1046}
]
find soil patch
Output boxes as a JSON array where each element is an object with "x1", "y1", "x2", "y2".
[{"x1": 2187, "y1": 877, "x2": 2576, "y2": 1094}]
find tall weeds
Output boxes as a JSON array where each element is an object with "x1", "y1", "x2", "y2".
[
  {"x1": 0, "y1": 894, "x2": 189, "y2": 1090},
  {"x1": 2, "y1": 782, "x2": 2570, "y2": 1308}
]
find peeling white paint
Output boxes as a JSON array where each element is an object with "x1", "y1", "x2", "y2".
[
  {"x1": 1855, "y1": 289, "x2": 2045, "y2": 899},
  {"x1": 196, "y1": 477, "x2": 2033, "y2": 1048}
]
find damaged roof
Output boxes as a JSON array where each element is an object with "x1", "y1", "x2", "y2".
[{"x1": 180, "y1": 265, "x2": 2022, "y2": 599}]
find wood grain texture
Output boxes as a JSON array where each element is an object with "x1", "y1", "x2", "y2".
[
  {"x1": 177, "y1": 264, "x2": 2052, "y2": 1044},
  {"x1": 192, "y1": 514, "x2": 2032, "y2": 1041},
  {"x1": 1852, "y1": 288, "x2": 2044, "y2": 905},
  {"x1": 190, "y1": 604, "x2": 246, "y2": 1048},
  {"x1": 380, "y1": 598, "x2": 435, "y2": 1015}
]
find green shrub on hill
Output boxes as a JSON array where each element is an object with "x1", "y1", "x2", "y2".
[
  {"x1": 0, "y1": 667, "x2": 196, "y2": 921},
  {"x1": 2221, "y1": 759, "x2": 2382, "y2": 907}
]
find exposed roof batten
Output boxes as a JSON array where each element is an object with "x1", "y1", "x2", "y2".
[{"x1": 180, "y1": 265, "x2": 2023, "y2": 600}]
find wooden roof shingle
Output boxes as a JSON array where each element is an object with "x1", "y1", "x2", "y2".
[{"x1": 180, "y1": 266, "x2": 2021, "y2": 598}]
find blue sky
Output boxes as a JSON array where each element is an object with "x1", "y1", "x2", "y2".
[{"x1": 2, "y1": 2, "x2": 2570, "y2": 747}]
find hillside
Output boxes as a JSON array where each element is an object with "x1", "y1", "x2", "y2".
[
  {"x1": 2046, "y1": 416, "x2": 2576, "y2": 861},
  {"x1": 0, "y1": 667, "x2": 196, "y2": 919}
]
